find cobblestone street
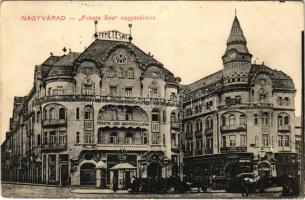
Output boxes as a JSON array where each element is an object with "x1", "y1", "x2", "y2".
[{"x1": 1, "y1": 183, "x2": 284, "y2": 198}]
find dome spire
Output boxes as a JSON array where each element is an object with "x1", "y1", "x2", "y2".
[{"x1": 225, "y1": 15, "x2": 250, "y2": 54}]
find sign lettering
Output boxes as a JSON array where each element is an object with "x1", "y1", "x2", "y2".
[
  {"x1": 96, "y1": 30, "x2": 130, "y2": 42},
  {"x1": 97, "y1": 121, "x2": 149, "y2": 127}
]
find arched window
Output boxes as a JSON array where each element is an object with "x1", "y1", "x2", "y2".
[
  {"x1": 229, "y1": 115, "x2": 236, "y2": 126},
  {"x1": 126, "y1": 132, "x2": 133, "y2": 144},
  {"x1": 59, "y1": 108, "x2": 66, "y2": 119},
  {"x1": 222, "y1": 116, "x2": 226, "y2": 126},
  {"x1": 196, "y1": 120, "x2": 202, "y2": 131},
  {"x1": 239, "y1": 114, "x2": 246, "y2": 126},
  {"x1": 171, "y1": 112, "x2": 176, "y2": 122},
  {"x1": 44, "y1": 109, "x2": 48, "y2": 120},
  {"x1": 106, "y1": 66, "x2": 114, "y2": 77},
  {"x1": 37, "y1": 111, "x2": 41, "y2": 123},
  {"x1": 262, "y1": 113, "x2": 269, "y2": 125},
  {"x1": 125, "y1": 107, "x2": 133, "y2": 121},
  {"x1": 84, "y1": 106, "x2": 93, "y2": 120},
  {"x1": 278, "y1": 116, "x2": 283, "y2": 126},
  {"x1": 127, "y1": 68, "x2": 134, "y2": 79},
  {"x1": 117, "y1": 67, "x2": 124, "y2": 78},
  {"x1": 284, "y1": 116, "x2": 289, "y2": 125},
  {"x1": 49, "y1": 108, "x2": 55, "y2": 120}
]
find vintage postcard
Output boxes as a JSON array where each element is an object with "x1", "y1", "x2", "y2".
[{"x1": 0, "y1": 1, "x2": 304, "y2": 198}]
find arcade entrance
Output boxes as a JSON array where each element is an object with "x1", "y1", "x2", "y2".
[{"x1": 80, "y1": 163, "x2": 96, "y2": 185}]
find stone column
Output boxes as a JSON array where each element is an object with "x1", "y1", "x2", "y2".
[{"x1": 96, "y1": 168, "x2": 101, "y2": 188}]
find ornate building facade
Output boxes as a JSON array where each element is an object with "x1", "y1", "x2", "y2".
[
  {"x1": 182, "y1": 16, "x2": 298, "y2": 183},
  {"x1": 1, "y1": 33, "x2": 182, "y2": 186}
]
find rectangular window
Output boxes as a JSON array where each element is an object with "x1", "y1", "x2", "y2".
[
  {"x1": 44, "y1": 132, "x2": 48, "y2": 144},
  {"x1": 196, "y1": 138, "x2": 202, "y2": 150},
  {"x1": 284, "y1": 97, "x2": 290, "y2": 106},
  {"x1": 163, "y1": 111, "x2": 166, "y2": 123},
  {"x1": 52, "y1": 88, "x2": 58, "y2": 95},
  {"x1": 222, "y1": 136, "x2": 226, "y2": 147},
  {"x1": 284, "y1": 135, "x2": 290, "y2": 146},
  {"x1": 76, "y1": 108, "x2": 79, "y2": 119},
  {"x1": 84, "y1": 121, "x2": 93, "y2": 130},
  {"x1": 37, "y1": 134, "x2": 41, "y2": 146},
  {"x1": 171, "y1": 133, "x2": 176, "y2": 146},
  {"x1": 278, "y1": 135, "x2": 283, "y2": 147},
  {"x1": 229, "y1": 135, "x2": 236, "y2": 146},
  {"x1": 278, "y1": 97, "x2": 283, "y2": 105},
  {"x1": 57, "y1": 86, "x2": 64, "y2": 95},
  {"x1": 124, "y1": 87, "x2": 133, "y2": 97},
  {"x1": 59, "y1": 131, "x2": 66, "y2": 144},
  {"x1": 177, "y1": 134, "x2": 181, "y2": 146},
  {"x1": 50, "y1": 131, "x2": 57, "y2": 144},
  {"x1": 240, "y1": 135, "x2": 246, "y2": 146},
  {"x1": 84, "y1": 131, "x2": 94, "y2": 144},
  {"x1": 206, "y1": 137, "x2": 213, "y2": 148},
  {"x1": 149, "y1": 88, "x2": 158, "y2": 98},
  {"x1": 262, "y1": 134, "x2": 269, "y2": 146},
  {"x1": 76, "y1": 132, "x2": 80, "y2": 144},
  {"x1": 109, "y1": 86, "x2": 117, "y2": 96}
]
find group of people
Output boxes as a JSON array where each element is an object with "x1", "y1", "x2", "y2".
[{"x1": 128, "y1": 175, "x2": 190, "y2": 193}]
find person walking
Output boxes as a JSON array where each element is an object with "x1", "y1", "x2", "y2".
[
  {"x1": 112, "y1": 177, "x2": 118, "y2": 192},
  {"x1": 240, "y1": 178, "x2": 249, "y2": 197}
]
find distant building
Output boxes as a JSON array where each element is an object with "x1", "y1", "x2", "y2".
[
  {"x1": 1, "y1": 32, "x2": 182, "y2": 187},
  {"x1": 182, "y1": 16, "x2": 298, "y2": 181}
]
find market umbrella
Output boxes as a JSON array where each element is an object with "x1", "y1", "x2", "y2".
[{"x1": 110, "y1": 163, "x2": 137, "y2": 170}]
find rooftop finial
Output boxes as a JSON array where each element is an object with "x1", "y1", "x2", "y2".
[
  {"x1": 128, "y1": 24, "x2": 133, "y2": 42},
  {"x1": 235, "y1": 8, "x2": 237, "y2": 17},
  {"x1": 94, "y1": 20, "x2": 98, "y2": 38}
]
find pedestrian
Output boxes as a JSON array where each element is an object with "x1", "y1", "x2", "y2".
[
  {"x1": 240, "y1": 178, "x2": 249, "y2": 197},
  {"x1": 130, "y1": 176, "x2": 136, "y2": 193},
  {"x1": 112, "y1": 177, "x2": 118, "y2": 192}
]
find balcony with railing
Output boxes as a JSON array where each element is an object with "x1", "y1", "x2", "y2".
[
  {"x1": 218, "y1": 102, "x2": 273, "y2": 110},
  {"x1": 278, "y1": 125, "x2": 291, "y2": 132},
  {"x1": 195, "y1": 149, "x2": 203, "y2": 155},
  {"x1": 34, "y1": 95, "x2": 179, "y2": 107},
  {"x1": 204, "y1": 148, "x2": 213, "y2": 154},
  {"x1": 42, "y1": 119, "x2": 66, "y2": 127},
  {"x1": 42, "y1": 143, "x2": 67, "y2": 151},
  {"x1": 94, "y1": 144, "x2": 150, "y2": 151},
  {"x1": 220, "y1": 125, "x2": 246, "y2": 132},
  {"x1": 205, "y1": 128, "x2": 213, "y2": 136},
  {"x1": 220, "y1": 146, "x2": 247, "y2": 153},
  {"x1": 171, "y1": 121, "x2": 181, "y2": 130}
]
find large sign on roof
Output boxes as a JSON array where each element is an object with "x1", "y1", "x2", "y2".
[{"x1": 96, "y1": 30, "x2": 130, "y2": 42}]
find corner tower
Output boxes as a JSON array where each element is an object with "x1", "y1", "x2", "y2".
[{"x1": 222, "y1": 16, "x2": 252, "y2": 85}]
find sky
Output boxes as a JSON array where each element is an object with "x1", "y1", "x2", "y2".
[{"x1": 0, "y1": 1, "x2": 303, "y2": 143}]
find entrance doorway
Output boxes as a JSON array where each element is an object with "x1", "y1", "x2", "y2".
[
  {"x1": 147, "y1": 162, "x2": 162, "y2": 178},
  {"x1": 80, "y1": 163, "x2": 96, "y2": 185},
  {"x1": 60, "y1": 164, "x2": 69, "y2": 186}
]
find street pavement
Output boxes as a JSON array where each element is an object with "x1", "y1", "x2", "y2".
[{"x1": 1, "y1": 183, "x2": 284, "y2": 198}]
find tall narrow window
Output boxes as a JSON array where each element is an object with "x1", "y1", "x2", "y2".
[
  {"x1": 84, "y1": 106, "x2": 93, "y2": 120},
  {"x1": 284, "y1": 135, "x2": 289, "y2": 146},
  {"x1": 59, "y1": 108, "x2": 65, "y2": 120},
  {"x1": 229, "y1": 135, "x2": 236, "y2": 146},
  {"x1": 278, "y1": 116, "x2": 283, "y2": 126},
  {"x1": 262, "y1": 134, "x2": 269, "y2": 146},
  {"x1": 124, "y1": 87, "x2": 133, "y2": 97},
  {"x1": 222, "y1": 136, "x2": 226, "y2": 147},
  {"x1": 125, "y1": 107, "x2": 132, "y2": 121},
  {"x1": 126, "y1": 132, "x2": 132, "y2": 144},
  {"x1": 239, "y1": 115, "x2": 246, "y2": 126},
  {"x1": 49, "y1": 108, "x2": 55, "y2": 120},
  {"x1": 37, "y1": 134, "x2": 41, "y2": 146},
  {"x1": 240, "y1": 135, "x2": 246, "y2": 146},
  {"x1": 109, "y1": 86, "x2": 117, "y2": 96},
  {"x1": 284, "y1": 116, "x2": 289, "y2": 125},
  {"x1": 229, "y1": 115, "x2": 236, "y2": 126},
  {"x1": 262, "y1": 113, "x2": 269, "y2": 125},
  {"x1": 254, "y1": 114, "x2": 258, "y2": 125},
  {"x1": 37, "y1": 111, "x2": 41, "y2": 123},
  {"x1": 143, "y1": 133, "x2": 148, "y2": 144},
  {"x1": 109, "y1": 132, "x2": 118, "y2": 144},
  {"x1": 278, "y1": 135, "x2": 283, "y2": 147},
  {"x1": 76, "y1": 132, "x2": 80, "y2": 144},
  {"x1": 76, "y1": 108, "x2": 80, "y2": 119}
]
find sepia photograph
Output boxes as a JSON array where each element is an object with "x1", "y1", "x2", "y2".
[{"x1": 0, "y1": 1, "x2": 304, "y2": 198}]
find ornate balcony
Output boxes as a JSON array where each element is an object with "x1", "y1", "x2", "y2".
[
  {"x1": 42, "y1": 119, "x2": 66, "y2": 127},
  {"x1": 220, "y1": 146, "x2": 247, "y2": 153},
  {"x1": 42, "y1": 143, "x2": 67, "y2": 151},
  {"x1": 34, "y1": 95, "x2": 179, "y2": 107},
  {"x1": 220, "y1": 125, "x2": 246, "y2": 132},
  {"x1": 94, "y1": 144, "x2": 149, "y2": 151},
  {"x1": 218, "y1": 103, "x2": 273, "y2": 111},
  {"x1": 278, "y1": 125, "x2": 291, "y2": 132}
]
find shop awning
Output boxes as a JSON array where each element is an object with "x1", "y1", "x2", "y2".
[{"x1": 110, "y1": 163, "x2": 137, "y2": 170}]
